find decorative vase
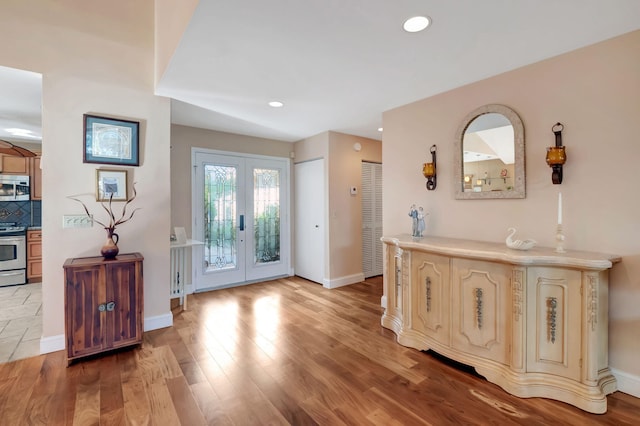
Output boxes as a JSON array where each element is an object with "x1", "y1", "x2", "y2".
[{"x1": 101, "y1": 227, "x2": 119, "y2": 259}]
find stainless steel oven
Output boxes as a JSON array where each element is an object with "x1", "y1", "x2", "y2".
[{"x1": 0, "y1": 223, "x2": 27, "y2": 287}]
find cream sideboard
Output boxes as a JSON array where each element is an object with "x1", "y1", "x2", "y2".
[{"x1": 381, "y1": 235, "x2": 621, "y2": 414}]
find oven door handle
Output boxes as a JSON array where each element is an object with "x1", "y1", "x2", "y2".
[
  {"x1": 0, "y1": 237, "x2": 24, "y2": 243},
  {"x1": 0, "y1": 270, "x2": 24, "y2": 277}
]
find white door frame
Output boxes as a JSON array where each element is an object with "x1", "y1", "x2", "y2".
[{"x1": 191, "y1": 148, "x2": 291, "y2": 291}]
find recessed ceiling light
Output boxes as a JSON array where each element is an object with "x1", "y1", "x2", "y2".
[
  {"x1": 378, "y1": 127, "x2": 383, "y2": 132},
  {"x1": 403, "y1": 16, "x2": 431, "y2": 33},
  {"x1": 268, "y1": 101, "x2": 284, "y2": 108}
]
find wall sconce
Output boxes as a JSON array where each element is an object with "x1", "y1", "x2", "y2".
[
  {"x1": 546, "y1": 122, "x2": 567, "y2": 184},
  {"x1": 422, "y1": 145, "x2": 437, "y2": 190}
]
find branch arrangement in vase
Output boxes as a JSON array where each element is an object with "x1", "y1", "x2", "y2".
[{"x1": 68, "y1": 183, "x2": 140, "y2": 231}]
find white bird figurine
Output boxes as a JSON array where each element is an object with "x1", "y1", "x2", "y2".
[{"x1": 505, "y1": 227, "x2": 537, "y2": 250}]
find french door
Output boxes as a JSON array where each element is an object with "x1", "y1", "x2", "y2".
[{"x1": 192, "y1": 149, "x2": 290, "y2": 290}]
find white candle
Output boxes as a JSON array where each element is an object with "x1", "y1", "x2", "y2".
[{"x1": 558, "y1": 192, "x2": 562, "y2": 225}]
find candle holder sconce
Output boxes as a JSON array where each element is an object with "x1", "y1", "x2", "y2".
[
  {"x1": 546, "y1": 123, "x2": 566, "y2": 184},
  {"x1": 423, "y1": 145, "x2": 437, "y2": 190}
]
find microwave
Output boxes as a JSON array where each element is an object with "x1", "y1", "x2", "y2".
[{"x1": 0, "y1": 175, "x2": 30, "y2": 201}]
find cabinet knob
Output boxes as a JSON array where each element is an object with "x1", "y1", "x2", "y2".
[
  {"x1": 98, "y1": 303, "x2": 106, "y2": 312},
  {"x1": 106, "y1": 301, "x2": 116, "y2": 311}
]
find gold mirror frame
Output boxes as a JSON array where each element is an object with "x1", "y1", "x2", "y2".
[{"x1": 454, "y1": 104, "x2": 525, "y2": 200}]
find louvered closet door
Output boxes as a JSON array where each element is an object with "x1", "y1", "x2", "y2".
[{"x1": 362, "y1": 161, "x2": 383, "y2": 278}]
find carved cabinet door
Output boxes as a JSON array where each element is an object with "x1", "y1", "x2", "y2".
[
  {"x1": 451, "y1": 259, "x2": 511, "y2": 364},
  {"x1": 410, "y1": 251, "x2": 450, "y2": 346},
  {"x1": 526, "y1": 267, "x2": 581, "y2": 381}
]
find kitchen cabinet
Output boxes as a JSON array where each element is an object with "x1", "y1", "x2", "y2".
[
  {"x1": 0, "y1": 155, "x2": 41, "y2": 200},
  {"x1": 381, "y1": 235, "x2": 619, "y2": 414},
  {"x1": 63, "y1": 253, "x2": 144, "y2": 364},
  {"x1": 0, "y1": 155, "x2": 29, "y2": 174},
  {"x1": 27, "y1": 229, "x2": 42, "y2": 282},
  {"x1": 29, "y1": 156, "x2": 41, "y2": 200}
]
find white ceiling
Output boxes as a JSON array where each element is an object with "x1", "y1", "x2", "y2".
[
  {"x1": 3, "y1": 1, "x2": 640, "y2": 144},
  {"x1": 0, "y1": 66, "x2": 42, "y2": 143},
  {"x1": 159, "y1": 0, "x2": 640, "y2": 142}
]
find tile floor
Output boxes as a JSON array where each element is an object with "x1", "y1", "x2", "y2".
[{"x1": 0, "y1": 282, "x2": 42, "y2": 363}]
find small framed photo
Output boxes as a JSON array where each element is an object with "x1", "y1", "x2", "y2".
[
  {"x1": 84, "y1": 114, "x2": 140, "y2": 166},
  {"x1": 96, "y1": 169, "x2": 128, "y2": 201}
]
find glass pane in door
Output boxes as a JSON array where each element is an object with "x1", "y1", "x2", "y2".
[
  {"x1": 253, "y1": 168, "x2": 280, "y2": 264},
  {"x1": 204, "y1": 164, "x2": 237, "y2": 272}
]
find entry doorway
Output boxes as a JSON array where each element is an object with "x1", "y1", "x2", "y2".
[{"x1": 192, "y1": 149, "x2": 290, "y2": 290}]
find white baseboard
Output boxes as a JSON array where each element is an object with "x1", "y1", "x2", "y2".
[
  {"x1": 381, "y1": 295, "x2": 387, "y2": 309},
  {"x1": 144, "y1": 312, "x2": 173, "y2": 331},
  {"x1": 323, "y1": 272, "x2": 365, "y2": 289},
  {"x1": 40, "y1": 334, "x2": 65, "y2": 354},
  {"x1": 39, "y1": 313, "x2": 173, "y2": 355},
  {"x1": 612, "y1": 368, "x2": 640, "y2": 398}
]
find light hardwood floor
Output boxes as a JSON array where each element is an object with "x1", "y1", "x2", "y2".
[{"x1": 0, "y1": 276, "x2": 638, "y2": 425}]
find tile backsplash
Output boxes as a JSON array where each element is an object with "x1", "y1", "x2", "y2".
[{"x1": 0, "y1": 201, "x2": 41, "y2": 227}]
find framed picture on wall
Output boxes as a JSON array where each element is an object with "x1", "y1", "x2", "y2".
[
  {"x1": 96, "y1": 169, "x2": 128, "y2": 201},
  {"x1": 84, "y1": 114, "x2": 140, "y2": 166}
]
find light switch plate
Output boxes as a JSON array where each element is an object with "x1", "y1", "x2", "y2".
[{"x1": 63, "y1": 214, "x2": 93, "y2": 228}]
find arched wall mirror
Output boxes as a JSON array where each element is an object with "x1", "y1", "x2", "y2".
[{"x1": 454, "y1": 104, "x2": 525, "y2": 199}]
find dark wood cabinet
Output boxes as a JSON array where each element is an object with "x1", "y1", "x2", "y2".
[{"x1": 63, "y1": 253, "x2": 144, "y2": 363}]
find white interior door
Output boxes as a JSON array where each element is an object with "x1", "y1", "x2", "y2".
[
  {"x1": 294, "y1": 159, "x2": 325, "y2": 284},
  {"x1": 193, "y1": 149, "x2": 289, "y2": 290}
]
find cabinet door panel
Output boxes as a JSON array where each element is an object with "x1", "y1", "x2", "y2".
[
  {"x1": 27, "y1": 259, "x2": 42, "y2": 278},
  {"x1": 411, "y1": 251, "x2": 450, "y2": 345},
  {"x1": 385, "y1": 244, "x2": 403, "y2": 315},
  {"x1": 527, "y1": 267, "x2": 581, "y2": 380},
  {"x1": 65, "y1": 266, "x2": 106, "y2": 358},
  {"x1": 30, "y1": 157, "x2": 42, "y2": 200},
  {"x1": 1, "y1": 155, "x2": 29, "y2": 174},
  {"x1": 452, "y1": 259, "x2": 510, "y2": 364},
  {"x1": 106, "y1": 262, "x2": 143, "y2": 348}
]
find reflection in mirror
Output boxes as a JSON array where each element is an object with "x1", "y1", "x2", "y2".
[{"x1": 454, "y1": 104, "x2": 524, "y2": 199}]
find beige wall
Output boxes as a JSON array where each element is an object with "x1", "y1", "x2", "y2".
[
  {"x1": 294, "y1": 131, "x2": 382, "y2": 283},
  {"x1": 328, "y1": 132, "x2": 382, "y2": 280},
  {"x1": 0, "y1": 0, "x2": 171, "y2": 343},
  {"x1": 383, "y1": 30, "x2": 640, "y2": 383}
]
